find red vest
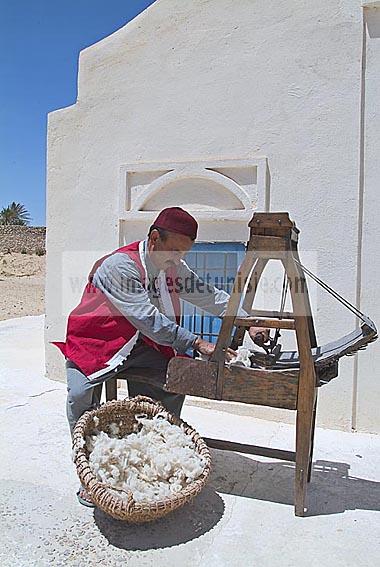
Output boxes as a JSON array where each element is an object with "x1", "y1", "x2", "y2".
[{"x1": 52, "y1": 241, "x2": 181, "y2": 381}]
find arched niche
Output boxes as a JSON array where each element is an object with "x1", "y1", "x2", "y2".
[{"x1": 138, "y1": 170, "x2": 247, "y2": 212}]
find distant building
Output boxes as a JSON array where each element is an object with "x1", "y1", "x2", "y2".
[{"x1": 46, "y1": 0, "x2": 380, "y2": 433}]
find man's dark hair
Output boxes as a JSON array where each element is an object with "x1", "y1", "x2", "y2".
[{"x1": 148, "y1": 225, "x2": 170, "y2": 241}]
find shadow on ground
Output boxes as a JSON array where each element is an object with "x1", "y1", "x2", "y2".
[
  {"x1": 95, "y1": 449, "x2": 380, "y2": 551},
  {"x1": 94, "y1": 484, "x2": 225, "y2": 551},
  {"x1": 211, "y1": 451, "x2": 380, "y2": 517}
]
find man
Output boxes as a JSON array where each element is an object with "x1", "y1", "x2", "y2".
[{"x1": 54, "y1": 207, "x2": 267, "y2": 506}]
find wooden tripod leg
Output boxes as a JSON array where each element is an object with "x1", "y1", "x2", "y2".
[
  {"x1": 291, "y1": 243, "x2": 317, "y2": 348},
  {"x1": 295, "y1": 397, "x2": 315, "y2": 515},
  {"x1": 231, "y1": 256, "x2": 268, "y2": 350},
  {"x1": 307, "y1": 395, "x2": 317, "y2": 483},
  {"x1": 283, "y1": 256, "x2": 316, "y2": 516},
  {"x1": 211, "y1": 250, "x2": 258, "y2": 397}
]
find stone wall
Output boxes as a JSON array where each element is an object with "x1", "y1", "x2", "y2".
[{"x1": 0, "y1": 226, "x2": 46, "y2": 254}]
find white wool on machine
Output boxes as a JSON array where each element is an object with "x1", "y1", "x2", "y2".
[
  {"x1": 229, "y1": 346, "x2": 251, "y2": 367},
  {"x1": 86, "y1": 414, "x2": 207, "y2": 503},
  {"x1": 197, "y1": 346, "x2": 252, "y2": 367}
]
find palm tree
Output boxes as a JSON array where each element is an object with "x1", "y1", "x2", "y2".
[{"x1": 0, "y1": 202, "x2": 31, "y2": 225}]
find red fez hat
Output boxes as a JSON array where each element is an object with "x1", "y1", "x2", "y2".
[{"x1": 153, "y1": 207, "x2": 198, "y2": 240}]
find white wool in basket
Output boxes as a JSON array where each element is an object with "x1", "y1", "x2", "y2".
[{"x1": 86, "y1": 414, "x2": 207, "y2": 503}]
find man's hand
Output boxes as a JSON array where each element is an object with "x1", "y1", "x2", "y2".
[
  {"x1": 193, "y1": 337, "x2": 237, "y2": 361},
  {"x1": 248, "y1": 326, "x2": 270, "y2": 347}
]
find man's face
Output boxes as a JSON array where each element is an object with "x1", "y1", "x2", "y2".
[{"x1": 148, "y1": 230, "x2": 194, "y2": 271}]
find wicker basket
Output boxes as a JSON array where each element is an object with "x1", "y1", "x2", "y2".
[{"x1": 72, "y1": 395, "x2": 211, "y2": 522}]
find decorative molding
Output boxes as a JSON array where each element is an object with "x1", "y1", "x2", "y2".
[{"x1": 118, "y1": 158, "x2": 268, "y2": 223}]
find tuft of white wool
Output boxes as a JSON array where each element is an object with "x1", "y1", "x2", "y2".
[
  {"x1": 229, "y1": 346, "x2": 251, "y2": 367},
  {"x1": 86, "y1": 414, "x2": 207, "y2": 503},
  {"x1": 108, "y1": 422, "x2": 120, "y2": 436}
]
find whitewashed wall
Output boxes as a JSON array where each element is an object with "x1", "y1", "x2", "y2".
[
  {"x1": 356, "y1": 4, "x2": 380, "y2": 432},
  {"x1": 46, "y1": 0, "x2": 380, "y2": 433}
]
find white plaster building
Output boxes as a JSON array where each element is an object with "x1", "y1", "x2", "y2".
[{"x1": 46, "y1": 0, "x2": 380, "y2": 433}]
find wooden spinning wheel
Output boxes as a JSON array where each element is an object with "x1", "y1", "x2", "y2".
[{"x1": 165, "y1": 212, "x2": 377, "y2": 516}]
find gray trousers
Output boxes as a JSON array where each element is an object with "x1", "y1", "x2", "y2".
[{"x1": 66, "y1": 342, "x2": 185, "y2": 435}]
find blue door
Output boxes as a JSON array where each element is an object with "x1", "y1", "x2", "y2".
[{"x1": 180, "y1": 242, "x2": 246, "y2": 344}]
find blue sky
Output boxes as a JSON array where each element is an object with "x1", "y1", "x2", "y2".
[{"x1": 0, "y1": 0, "x2": 155, "y2": 226}]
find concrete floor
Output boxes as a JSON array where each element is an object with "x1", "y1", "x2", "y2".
[{"x1": 1, "y1": 315, "x2": 380, "y2": 567}]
